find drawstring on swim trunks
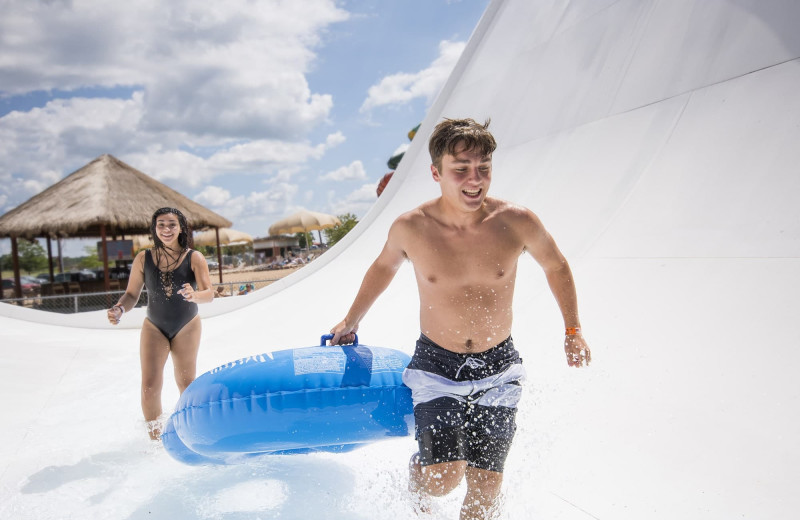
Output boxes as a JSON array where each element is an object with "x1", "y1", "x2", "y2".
[{"x1": 455, "y1": 357, "x2": 486, "y2": 380}]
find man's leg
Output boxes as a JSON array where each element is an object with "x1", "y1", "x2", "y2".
[
  {"x1": 460, "y1": 466, "x2": 504, "y2": 520},
  {"x1": 409, "y1": 454, "x2": 467, "y2": 497}
]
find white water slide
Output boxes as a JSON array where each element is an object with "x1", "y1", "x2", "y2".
[{"x1": 2, "y1": 1, "x2": 799, "y2": 518}]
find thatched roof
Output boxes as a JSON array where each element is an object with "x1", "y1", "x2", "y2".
[{"x1": 0, "y1": 154, "x2": 232, "y2": 239}]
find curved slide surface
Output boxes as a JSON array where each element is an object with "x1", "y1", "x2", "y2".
[{"x1": 2, "y1": 1, "x2": 799, "y2": 518}]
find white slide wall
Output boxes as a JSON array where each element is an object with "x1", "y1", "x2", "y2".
[{"x1": 2, "y1": 1, "x2": 799, "y2": 518}]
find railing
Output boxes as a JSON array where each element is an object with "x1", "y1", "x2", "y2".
[{"x1": 1, "y1": 279, "x2": 277, "y2": 314}]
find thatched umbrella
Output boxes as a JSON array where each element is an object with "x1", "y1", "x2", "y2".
[
  {"x1": 194, "y1": 228, "x2": 254, "y2": 272},
  {"x1": 0, "y1": 154, "x2": 232, "y2": 298},
  {"x1": 130, "y1": 234, "x2": 155, "y2": 252},
  {"x1": 193, "y1": 228, "x2": 253, "y2": 247},
  {"x1": 268, "y1": 210, "x2": 341, "y2": 248}
]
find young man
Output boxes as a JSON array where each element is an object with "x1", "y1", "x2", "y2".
[{"x1": 330, "y1": 118, "x2": 590, "y2": 519}]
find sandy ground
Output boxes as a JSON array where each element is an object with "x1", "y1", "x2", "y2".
[{"x1": 208, "y1": 264, "x2": 304, "y2": 292}]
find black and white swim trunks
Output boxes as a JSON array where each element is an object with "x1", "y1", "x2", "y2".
[{"x1": 402, "y1": 334, "x2": 526, "y2": 473}]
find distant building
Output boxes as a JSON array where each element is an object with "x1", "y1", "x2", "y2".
[{"x1": 253, "y1": 235, "x2": 299, "y2": 262}]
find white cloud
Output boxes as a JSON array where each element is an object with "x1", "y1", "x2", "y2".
[
  {"x1": 360, "y1": 40, "x2": 466, "y2": 112},
  {"x1": 325, "y1": 132, "x2": 346, "y2": 148},
  {"x1": 328, "y1": 183, "x2": 378, "y2": 217},
  {"x1": 0, "y1": 95, "x2": 150, "y2": 204},
  {"x1": 193, "y1": 183, "x2": 300, "y2": 232},
  {"x1": 208, "y1": 139, "x2": 328, "y2": 170},
  {"x1": 392, "y1": 143, "x2": 410, "y2": 156},
  {"x1": 320, "y1": 160, "x2": 367, "y2": 182},
  {"x1": 0, "y1": 0, "x2": 352, "y2": 212},
  {"x1": 0, "y1": 93, "x2": 341, "y2": 204},
  {"x1": 195, "y1": 186, "x2": 232, "y2": 207},
  {"x1": 0, "y1": 1, "x2": 348, "y2": 139},
  {"x1": 21, "y1": 179, "x2": 47, "y2": 195}
]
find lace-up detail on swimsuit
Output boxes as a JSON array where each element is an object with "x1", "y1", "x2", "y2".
[
  {"x1": 455, "y1": 357, "x2": 486, "y2": 379},
  {"x1": 154, "y1": 247, "x2": 187, "y2": 298}
]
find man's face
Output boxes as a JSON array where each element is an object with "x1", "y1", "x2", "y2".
[{"x1": 432, "y1": 143, "x2": 492, "y2": 212}]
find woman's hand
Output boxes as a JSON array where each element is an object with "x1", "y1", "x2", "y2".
[
  {"x1": 179, "y1": 283, "x2": 198, "y2": 302},
  {"x1": 107, "y1": 305, "x2": 123, "y2": 325}
]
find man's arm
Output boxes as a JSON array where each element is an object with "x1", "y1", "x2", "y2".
[
  {"x1": 519, "y1": 208, "x2": 591, "y2": 367},
  {"x1": 330, "y1": 219, "x2": 408, "y2": 345}
]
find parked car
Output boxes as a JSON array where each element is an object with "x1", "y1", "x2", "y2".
[
  {"x1": 2, "y1": 277, "x2": 40, "y2": 296},
  {"x1": 2, "y1": 279, "x2": 14, "y2": 298},
  {"x1": 206, "y1": 258, "x2": 220, "y2": 270},
  {"x1": 20, "y1": 276, "x2": 41, "y2": 290},
  {"x1": 92, "y1": 266, "x2": 131, "y2": 280},
  {"x1": 78, "y1": 269, "x2": 97, "y2": 280},
  {"x1": 52, "y1": 271, "x2": 96, "y2": 283}
]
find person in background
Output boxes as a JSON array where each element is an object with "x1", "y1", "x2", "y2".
[
  {"x1": 107, "y1": 207, "x2": 213, "y2": 440},
  {"x1": 377, "y1": 171, "x2": 394, "y2": 197},
  {"x1": 238, "y1": 282, "x2": 255, "y2": 295}
]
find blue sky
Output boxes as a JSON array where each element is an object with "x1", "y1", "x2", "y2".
[{"x1": 0, "y1": 0, "x2": 489, "y2": 256}]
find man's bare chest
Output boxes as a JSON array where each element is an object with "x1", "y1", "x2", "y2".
[{"x1": 407, "y1": 229, "x2": 522, "y2": 284}]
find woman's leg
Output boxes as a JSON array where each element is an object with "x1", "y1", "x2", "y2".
[
  {"x1": 140, "y1": 319, "x2": 171, "y2": 439},
  {"x1": 169, "y1": 316, "x2": 202, "y2": 394}
]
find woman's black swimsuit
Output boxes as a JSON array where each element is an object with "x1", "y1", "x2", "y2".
[{"x1": 144, "y1": 250, "x2": 198, "y2": 341}]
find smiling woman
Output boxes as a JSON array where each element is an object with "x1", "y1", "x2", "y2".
[{"x1": 106, "y1": 207, "x2": 215, "y2": 440}]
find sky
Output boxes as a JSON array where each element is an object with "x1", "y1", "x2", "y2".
[{"x1": 0, "y1": 0, "x2": 490, "y2": 257}]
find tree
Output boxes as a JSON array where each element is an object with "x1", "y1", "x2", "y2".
[
  {"x1": 77, "y1": 246, "x2": 104, "y2": 269},
  {"x1": 324, "y1": 213, "x2": 359, "y2": 247},
  {"x1": 17, "y1": 239, "x2": 48, "y2": 274},
  {"x1": 295, "y1": 232, "x2": 311, "y2": 249},
  {"x1": 0, "y1": 253, "x2": 12, "y2": 272}
]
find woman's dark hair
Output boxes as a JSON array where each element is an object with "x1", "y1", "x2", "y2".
[{"x1": 150, "y1": 207, "x2": 192, "y2": 250}]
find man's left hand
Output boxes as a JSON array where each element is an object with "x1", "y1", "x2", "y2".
[{"x1": 565, "y1": 334, "x2": 591, "y2": 367}]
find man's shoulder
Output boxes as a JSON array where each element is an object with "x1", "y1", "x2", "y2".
[
  {"x1": 394, "y1": 199, "x2": 438, "y2": 225},
  {"x1": 485, "y1": 197, "x2": 538, "y2": 220}
]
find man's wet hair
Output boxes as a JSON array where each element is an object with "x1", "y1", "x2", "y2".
[
  {"x1": 151, "y1": 207, "x2": 192, "y2": 250},
  {"x1": 428, "y1": 118, "x2": 497, "y2": 170}
]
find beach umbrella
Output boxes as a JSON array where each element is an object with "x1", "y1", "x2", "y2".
[
  {"x1": 193, "y1": 228, "x2": 253, "y2": 247},
  {"x1": 130, "y1": 234, "x2": 155, "y2": 252},
  {"x1": 268, "y1": 210, "x2": 341, "y2": 247}
]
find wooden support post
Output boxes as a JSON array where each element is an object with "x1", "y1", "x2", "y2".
[
  {"x1": 101, "y1": 224, "x2": 110, "y2": 292},
  {"x1": 46, "y1": 236, "x2": 55, "y2": 282},
  {"x1": 11, "y1": 236, "x2": 22, "y2": 299},
  {"x1": 215, "y1": 227, "x2": 223, "y2": 283}
]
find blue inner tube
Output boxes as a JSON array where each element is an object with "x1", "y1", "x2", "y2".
[{"x1": 163, "y1": 335, "x2": 414, "y2": 465}]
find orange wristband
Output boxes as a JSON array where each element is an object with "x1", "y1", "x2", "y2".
[{"x1": 565, "y1": 327, "x2": 581, "y2": 335}]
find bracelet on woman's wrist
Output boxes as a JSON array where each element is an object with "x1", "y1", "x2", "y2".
[
  {"x1": 114, "y1": 304, "x2": 125, "y2": 315},
  {"x1": 565, "y1": 327, "x2": 581, "y2": 336}
]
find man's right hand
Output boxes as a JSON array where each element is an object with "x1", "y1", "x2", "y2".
[{"x1": 330, "y1": 320, "x2": 358, "y2": 345}]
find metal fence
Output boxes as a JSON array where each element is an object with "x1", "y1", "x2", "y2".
[{"x1": 1, "y1": 279, "x2": 278, "y2": 314}]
